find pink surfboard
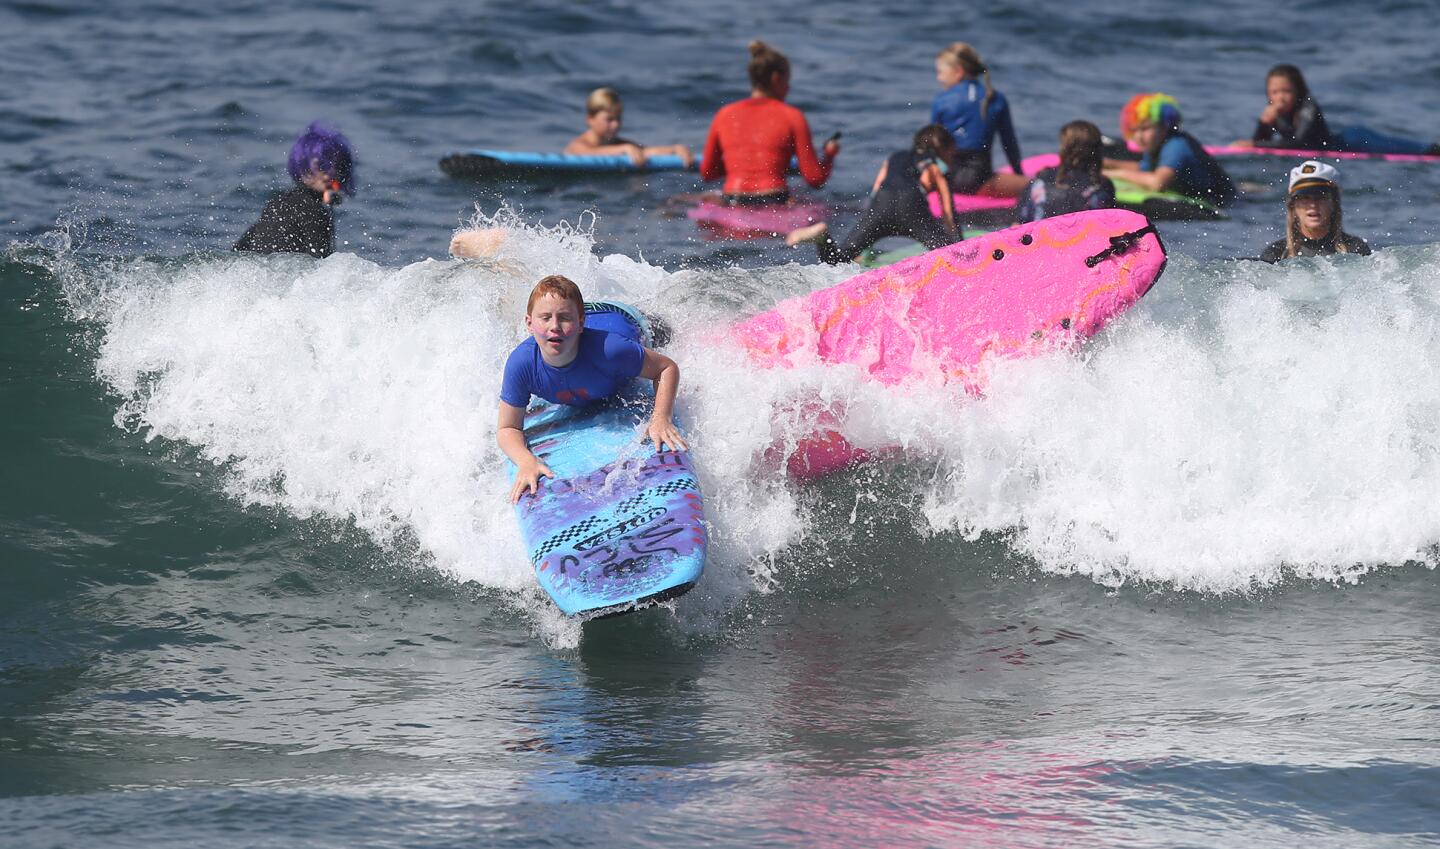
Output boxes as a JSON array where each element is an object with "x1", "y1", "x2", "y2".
[
  {"x1": 731, "y1": 209, "x2": 1168, "y2": 478},
  {"x1": 687, "y1": 198, "x2": 829, "y2": 240},
  {"x1": 937, "y1": 152, "x2": 1221, "y2": 221},
  {"x1": 1205, "y1": 144, "x2": 1440, "y2": 164},
  {"x1": 941, "y1": 154, "x2": 1056, "y2": 215}
]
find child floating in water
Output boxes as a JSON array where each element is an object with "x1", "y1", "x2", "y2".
[
  {"x1": 786, "y1": 124, "x2": 961, "y2": 264},
  {"x1": 234, "y1": 122, "x2": 355, "y2": 257},
  {"x1": 563, "y1": 87, "x2": 694, "y2": 167},
  {"x1": 497, "y1": 275, "x2": 685, "y2": 503},
  {"x1": 1258, "y1": 160, "x2": 1370, "y2": 263},
  {"x1": 1234, "y1": 64, "x2": 1439, "y2": 156},
  {"x1": 1017, "y1": 120, "x2": 1116, "y2": 222}
]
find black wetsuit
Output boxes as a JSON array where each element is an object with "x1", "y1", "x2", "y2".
[
  {"x1": 814, "y1": 150, "x2": 961, "y2": 264},
  {"x1": 1252, "y1": 99, "x2": 1333, "y2": 150},
  {"x1": 948, "y1": 149, "x2": 995, "y2": 195},
  {"x1": 234, "y1": 186, "x2": 335, "y2": 257},
  {"x1": 1016, "y1": 167, "x2": 1117, "y2": 222},
  {"x1": 1258, "y1": 231, "x2": 1371, "y2": 263}
]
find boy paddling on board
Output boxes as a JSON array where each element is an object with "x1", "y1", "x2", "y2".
[{"x1": 497, "y1": 276, "x2": 686, "y2": 503}]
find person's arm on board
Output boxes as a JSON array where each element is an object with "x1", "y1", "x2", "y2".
[
  {"x1": 642, "y1": 143, "x2": 695, "y2": 168},
  {"x1": 564, "y1": 135, "x2": 647, "y2": 165},
  {"x1": 1106, "y1": 165, "x2": 1175, "y2": 191},
  {"x1": 638, "y1": 349, "x2": 687, "y2": 452},
  {"x1": 498, "y1": 401, "x2": 553, "y2": 503}
]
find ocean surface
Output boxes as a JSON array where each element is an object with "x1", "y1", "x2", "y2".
[{"x1": 3, "y1": 0, "x2": 1440, "y2": 846}]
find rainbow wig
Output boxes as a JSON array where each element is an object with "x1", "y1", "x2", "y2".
[
  {"x1": 287, "y1": 123, "x2": 356, "y2": 195},
  {"x1": 1120, "y1": 93, "x2": 1182, "y2": 138}
]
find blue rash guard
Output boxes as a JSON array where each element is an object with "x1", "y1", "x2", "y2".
[
  {"x1": 929, "y1": 80, "x2": 1023, "y2": 173},
  {"x1": 499, "y1": 315, "x2": 645, "y2": 409},
  {"x1": 1140, "y1": 134, "x2": 1220, "y2": 198}
]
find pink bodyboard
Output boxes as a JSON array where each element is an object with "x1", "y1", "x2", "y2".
[
  {"x1": 688, "y1": 199, "x2": 828, "y2": 240},
  {"x1": 937, "y1": 154, "x2": 1058, "y2": 215},
  {"x1": 731, "y1": 209, "x2": 1167, "y2": 477}
]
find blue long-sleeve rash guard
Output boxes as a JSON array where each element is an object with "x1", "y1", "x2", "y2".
[{"x1": 930, "y1": 80, "x2": 1023, "y2": 172}]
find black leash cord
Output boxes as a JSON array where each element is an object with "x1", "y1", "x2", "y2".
[{"x1": 1085, "y1": 224, "x2": 1158, "y2": 267}]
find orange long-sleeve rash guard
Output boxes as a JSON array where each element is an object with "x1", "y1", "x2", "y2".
[{"x1": 699, "y1": 97, "x2": 832, "y2": 194}]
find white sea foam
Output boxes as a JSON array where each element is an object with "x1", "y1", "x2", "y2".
[
  {"x1": 57, "y1": 216, "x2": 1440, "y2": 635},
  {"x1": 57, "y1": 214, "x2": 844, "y2": 645},
  {"x1": 917, "y1": 249, "x2": 1440, "y2": 590}
]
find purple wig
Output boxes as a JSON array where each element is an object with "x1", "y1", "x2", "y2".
[{"x1": 287, "y1": 122, "x2": 356, "y2": 195}]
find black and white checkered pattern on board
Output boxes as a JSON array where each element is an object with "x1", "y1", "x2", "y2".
[{"x1": 529, "y1": 476, "x2": 700, "y2": 561}]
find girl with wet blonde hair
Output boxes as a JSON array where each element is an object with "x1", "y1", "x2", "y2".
[{"x1": 930, "y1": 42, "x2": 1026, "y2": 198}]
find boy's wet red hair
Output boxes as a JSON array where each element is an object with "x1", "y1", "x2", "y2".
[{"x1": 527, "y1": 275, "x2": 585, "y2": 316}]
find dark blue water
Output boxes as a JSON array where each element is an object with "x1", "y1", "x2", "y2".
[
  {"x1": 4, "y1": 1, "x2": 1440, "y2": 846},
  {"x1": 4, "y1": 0, "x2": 1438, "y2": 266}
]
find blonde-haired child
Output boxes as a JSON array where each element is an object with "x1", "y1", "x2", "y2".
[
  {"x1": 564, "y1": 87, "x2": 694, "y2": 167},
  {"x1": 931, "y1": 42, "x2": 1027, "y2": 198}
]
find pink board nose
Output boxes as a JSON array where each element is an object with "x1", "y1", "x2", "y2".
[{"x1": 728, "y1": 209, "x2": 1168, "y2": 477}]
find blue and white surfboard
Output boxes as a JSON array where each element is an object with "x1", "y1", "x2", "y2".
[{"x1": 511, "y1": 302, "x2": 705, "y2": 619}]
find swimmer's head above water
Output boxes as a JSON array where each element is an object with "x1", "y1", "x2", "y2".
[
  {"x1": 584, "y1": 88, "x2": 625, "y2": 144},
  {"x1": 288, "y1": 122, "x2": 356, "y2": 203}
]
